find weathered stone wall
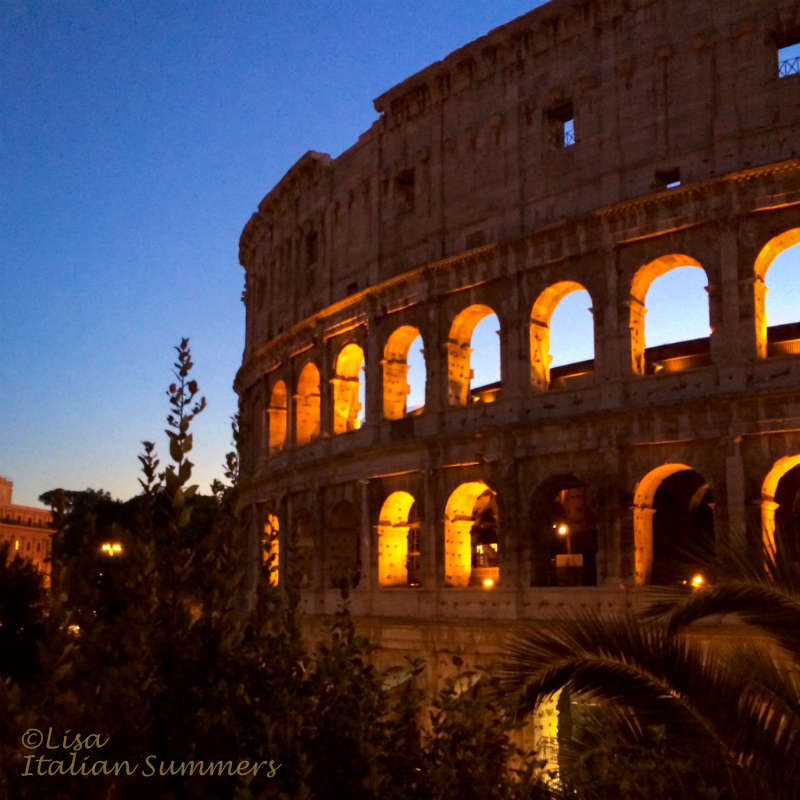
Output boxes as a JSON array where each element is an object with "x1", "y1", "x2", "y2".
[{"x1": 236, "y1": 0, "x2": 800, "y2": 686}]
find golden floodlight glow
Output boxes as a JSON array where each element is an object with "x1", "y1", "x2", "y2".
[
  {"x1": 557, "y1": 524, "x2": 569, "y2": 536},
  {"x1": 100, "y1": 542, "x2": 123, "y2": 556},
  {"x1": 691, "y1": 573, "x2": 705, "y2": 589},
  {"x1": 14, "y1": 539, "x2": 20, "y2": 551},
  {"x1": 482, "y1": 578, "x2": 495, "y2": 589}
]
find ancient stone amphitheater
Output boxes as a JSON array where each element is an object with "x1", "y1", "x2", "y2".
[{"x1": 236, "y1": 0, "x2": 800, "y2": 707}]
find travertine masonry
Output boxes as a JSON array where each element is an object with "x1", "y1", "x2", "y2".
[{"x1": 236, "y1": 0, "x2": 800, "y2": 698}]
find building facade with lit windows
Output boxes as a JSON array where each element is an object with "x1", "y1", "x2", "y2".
[
  {"x1": 0, "y1": 477, "x2": 54, "y2": 580},
  {"x1": 236, "y1": 0, "x2": 800, "y2": 752}
]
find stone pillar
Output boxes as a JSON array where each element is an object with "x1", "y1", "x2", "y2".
[
  {"x1": 422, "y1": 464, "x2": 439, "y2": 590},
  {"x1": 598, "y1": 248, "x2": 623, "y2": 407},
  {"x1": 446, "y1": 340, "x2": 472, "y2": 406},
  {"x1": 359, "y1": 479, "x2": 372, "y2": 598},
  {"x1": 724, "y1": 436, "x2": 746, "y2": 553},
  {"x1": 319, "y1": 338, "x2": 333, "y2": 437},
  {"x1": 627, "y1": 296, "x2": 646, "y2": 376},
  {"x1": 425, "y1": 335, "x2": 447, "y2": 413},
  {"x1": 364, "y1": 315, "x2": 381, "y2": 427},
  {"x1": 498, "y1": 306, "x2": 529, "y2": 399}
]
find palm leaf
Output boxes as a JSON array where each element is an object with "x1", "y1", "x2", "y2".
[{"x1": 499, "y1": 613, "x2": 800, "y2": 798}]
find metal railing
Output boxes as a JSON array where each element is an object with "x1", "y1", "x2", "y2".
[{"x1": 779, "y1": 56, "x2": 800, "y2": 77}]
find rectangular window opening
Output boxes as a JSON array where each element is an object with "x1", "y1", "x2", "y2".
[
  {"x1": 656, "y1": 167, "x2": 681, "y2": 189},
  {"x1": 395, "y1": 169, "x2": 415, "y2": 212},
  {"x1": 547, "y1": 102, "x2": 575, "y2": 148},
  {"x1": 778, "y1": 41, "x2": 800, "y2": 78},
  {"x1": 562, "y1": 117, "x2": 575, "y2": 148},
  {"x1": 305, "y1": 232, "x2": 318, "y2": 266}
]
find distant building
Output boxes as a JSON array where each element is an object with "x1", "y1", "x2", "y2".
[{"x1": 0, "y1": 476, "x2": 53, "y2": 580}]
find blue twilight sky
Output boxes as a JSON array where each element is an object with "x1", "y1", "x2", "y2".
[{"x1": 2, "y1": 1, "x2": 798, "y2": 507}]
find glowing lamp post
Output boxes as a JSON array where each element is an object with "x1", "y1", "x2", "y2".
[{"x1": 100, "y1": 542, "x2": 123, "y2": 557}]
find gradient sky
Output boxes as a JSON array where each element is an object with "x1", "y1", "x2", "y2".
[{"x1": 3, "y1": 1, "x2": 797, "y2": 507}]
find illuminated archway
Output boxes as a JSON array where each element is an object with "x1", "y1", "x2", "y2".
[
  {"x1": 530, "y1": 281, "x2": 593, "y2": 390},
  {"x1": 295, "y1": 362, "x2": 321, "y2": 445},
  {"x1": 633, "y1": 463, "x2": 714, "y2": 585},
  {"x1": 753, "y1": 229, "x2": 800, "y2": 358},
  {"x1": 268, "y1": 380, "x2": 287, "y2": 453},
  {"x1": 761, "y1": 455, "x2": 800, "y2": 557},
  {"x1": 377, "y1": 491, "x2": 421, "y2": 586},
  {"x1": 530, "y1": 475, "x2": 597, "y2": 586},
  {"x1": 383, "y1": 326, "x2": 425, "y2": 419},
  {"x1": 444, "y1": 481, "x2": 498, "y2": 587},
  {"x1": 629, "y1": 255, "x2": 707, "y2": 375},
  {"x1": 332, "y1": 343, "x2": 364, "y2": 433},
  {"x1": 327, "y1": 499, "x2": 360, "y2": 588},
  {"x1": 447, "y1": 305, "x2": 500, "y2": 406},
  {"x1": 262, "y1": 512, "x2": 280, "y2": 587}
]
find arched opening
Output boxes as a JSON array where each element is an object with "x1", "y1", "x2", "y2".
[
  {"x1": 267, "y1": 380, "x2": 287, "y2": 453},
  {"x1": 444, "y1": 481, "x2": 498, "y2": 587},
  {"x1": 262, "y1": 512, "x2": 280, "y2": 587},
  {"x1": 332, "y1": 343, "x2": 365, "y2": 433},
  {"x1": 327, "y1": 499, "x2": 360, "y2": 589},
  {"x1": 761, "y1": 455, "x2": 800, "y2": 563},
  {"x1": 295, "y1": 362, "x2": 321, "y2": 445},
  {"x1": 530, "y1": 281, "x2": 594, "y2": 391},
  {"x1": 753, "y1": 229, "x2": 800, "y2": 358},
  {"x1": 447, "y1": 305, "x2": 501, "y2": 406},
  {"x1": 629, "y1": 256, "x2": 709, "y2": 375},
  {"x1": 382, "y1": 326, "x2": 426, "y2": 419},
  {"x1": 530, "y1": 476, "x2": 597, "y2": 586},
  {"x1": 633, "y1": 464, "x2": 715, "y2": 586},
  {"x1": 377, "y1": 491, "x2": 421, "y2": 586},
  {"x1": 288, "y1": 511, "x2": 314, "y2": 589}
]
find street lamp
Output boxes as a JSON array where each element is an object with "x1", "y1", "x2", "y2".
[{"x1": 100, "y1": 542, "x2": 123, "y2": 557}]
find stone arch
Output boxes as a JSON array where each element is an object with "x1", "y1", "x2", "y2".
[
  {"x1": 444, "y1": 481, "x2": 498, "y2": 587},
  {"x1": 632, "y1": 463, "x2": 715, "y2": 586},
  {"x1": 377, "y1": 490, "x2": 421, "y2": 586},
  {"x1": 332, "y1": 343, "x2": 365, "y2": 433},
  {"x1": 382, "y1": 325, "x2": 425, "y2": 419},
  {"x1": 447, "y1": 304, "x2": 500, "y2": 406},
  {"x1": 753, "y1": 228, "x2": 800, "y2": 358},
  {"x1": 295, "y1": 362, "x2": 321, "y2": 445},
  {"x1": 327, "y1": 499, "x2": 360, "y2": 588},
  {"x1": 761, "y1": 455, "x2": 800, "y2": 558},
  {"x1": 268, "y1": 379, "x2": 288, "y2": 453},
  {"x1": 530, "y1": 474, "x2": 597, "y2": 586},
  {"x1": 262, "y1": 510, "x2": 280, "y2": 587},
  {"x1": 530, "y1": 281, "x2": 592, "y2": 390},
  {"x1": 629, "y1": 255, "x2": 706, "y2": 375}
]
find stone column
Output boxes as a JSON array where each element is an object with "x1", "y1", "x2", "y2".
[
  {"x1": 724, "y1": 436, "x2": 746, "y2": 555},
  {"x1": 422, "y1": 463, "x2": 439, "y2": 590},
  {"x1": 319, "y1": 335, "x2": 333, "y2": 437},
  {"x1": 359, "y1": 479, "x2": 372, "y2": 601},
  {"x1": 364, "y1": 320, "x2": 382, "y2": 428}
]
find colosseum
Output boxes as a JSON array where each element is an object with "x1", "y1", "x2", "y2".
[{"x1": 236, "y1": 0, "x2": 800, "y2": 728}]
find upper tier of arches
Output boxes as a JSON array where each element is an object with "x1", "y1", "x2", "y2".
[{"x1": 253, "y1": 224, "x2": 799, "y2": 456}]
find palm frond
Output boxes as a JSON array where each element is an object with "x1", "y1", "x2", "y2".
[
  {"x1": 499, "y1": 612, "x2": 800, "y2": 796},
  {"x1": 664, "y1": 581, "x2": 800, "y2": 663}
]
